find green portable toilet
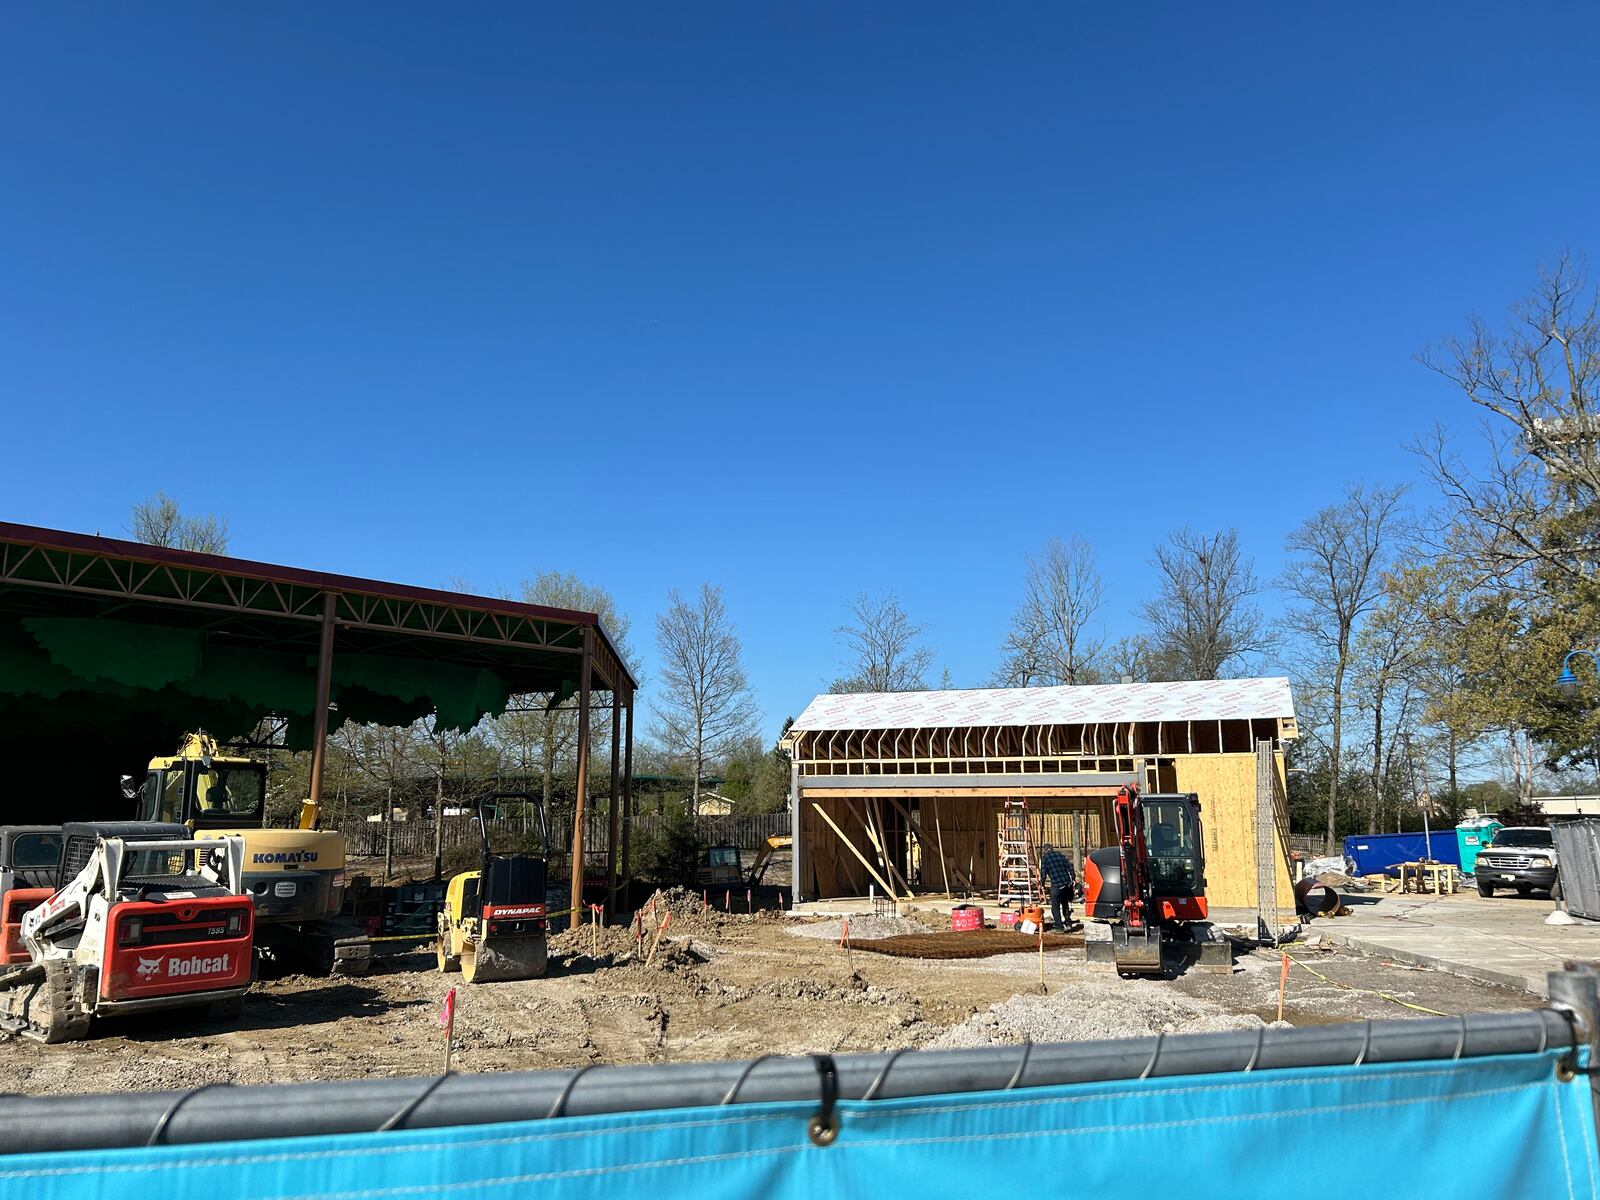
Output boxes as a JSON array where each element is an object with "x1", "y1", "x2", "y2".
[{"x1": 1457, "y1": 818, "x2": 1502, "y2": 876}]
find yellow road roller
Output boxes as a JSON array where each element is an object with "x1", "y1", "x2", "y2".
[{"x1": 437, "y1": 792, "x2": 549, "y2": 984}]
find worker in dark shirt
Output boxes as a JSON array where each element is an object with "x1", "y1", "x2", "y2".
[{"x1": 1039, "y1": 845, "x2": 1078, "y2": 931}]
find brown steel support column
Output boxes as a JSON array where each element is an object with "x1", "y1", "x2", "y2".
[
  {"x1": 568, "y1": 626, "x2": 593, "y2": 931},
  {"x1": 307, "y1": 592, "x2": 338, "y2": 808},
  {"x1": 789, "y1": 759, "x2": 802, "y2": 902},
  {"x1": 620, "y1": 693, "x2": 635, "y2": 893},
  {"x1": 605, "y1": 694, "x2": 622, "y2": 921}
]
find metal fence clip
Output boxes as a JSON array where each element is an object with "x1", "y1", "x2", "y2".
[
  {"x1": 148, "y1": 1083, "x2": 230, "y2": 1146},
  {"x1": 1140, "y1": 1033, "x2": 1166, "y2": 1080},
  {"x1": 1243, "y1": 1025, "x2": 1267, "y2": 1073},
  {"x1": 862, "y1": 1048, "x2": 909, "y2": 1102},
  {"x1": 1353, "y1": 1020, "x2": 1374, "y2": 1067},
  {"x1": 722, "y1": 1054, "x2": 781, "y2": 1106},
  {"x1": 1555, "y1": 1008, "x2": 1597, "y2": 1081},
  {"x1": 547, "y1": 1064, "x2": 599, "y2": 1120},
  {"x1": 1004, "y1": 1041, "x2": 1035, "y2": 1091}
]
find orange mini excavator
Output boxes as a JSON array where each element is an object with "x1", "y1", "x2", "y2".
[{"x1": 1083, "y1": 785, "x2": 1231, "y2": 976}]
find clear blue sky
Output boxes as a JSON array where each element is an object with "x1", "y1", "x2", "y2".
[{"x1": 3, "y1": 4, "x2": 1596, "y2": 741}]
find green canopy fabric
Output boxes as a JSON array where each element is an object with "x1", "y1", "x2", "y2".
[
  {"x1": 23, "y1": 618, "x2": 205, "y2": 688},
  {"x1": 1, "y1": 617, "x2": 516, "y2": 745},
  {"x1": 333, "y1": 656, "x2": 511, "y2": 733}
]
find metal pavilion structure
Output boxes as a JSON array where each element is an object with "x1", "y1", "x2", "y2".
[{"x1": 0, "y1": 521, "x2": 637, "y2": 924}]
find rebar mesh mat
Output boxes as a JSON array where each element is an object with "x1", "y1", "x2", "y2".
[{"x1": 850, "y1": 929, "x2": 1084, "y2": 959}]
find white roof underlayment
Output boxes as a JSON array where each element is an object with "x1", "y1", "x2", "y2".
[{"x1": 789, "y1": 677, "x2": 1296, "y2": 732}]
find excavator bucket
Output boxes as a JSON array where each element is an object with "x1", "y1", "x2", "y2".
[
  {"x1": 1087, "y1": 927, "x2": 1234, "y2": 975},
  {"x1": 1086, "y1": 925, "x2": 1164, "y2": 973},
  {"x1": 1109, "y1": 924, "x2": 1163, "y2": 975},
  {"x1": 461, "y1": 934, "x2": 548, "y2": 984}
]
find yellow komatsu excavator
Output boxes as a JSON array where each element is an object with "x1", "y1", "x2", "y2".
[{"x1": 134, "y1": 733, "x2": 371, "y2": 976}]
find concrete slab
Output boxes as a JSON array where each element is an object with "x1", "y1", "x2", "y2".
[{"x1": 1315, "y1": 890, "x2": 1600, "y2": 997}]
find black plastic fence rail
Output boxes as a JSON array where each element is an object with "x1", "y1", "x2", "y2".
[{"x1": 0, "y1": 1007, "x2": 1580, "y2": 1156}]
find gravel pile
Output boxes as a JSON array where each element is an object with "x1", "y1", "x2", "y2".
[{"x1": 930, "y1": 977, "x2": 1264, "y2": 1048}]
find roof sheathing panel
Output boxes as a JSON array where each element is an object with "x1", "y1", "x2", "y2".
[{"x1": 790, "y1": 678, "x2": 1296, "y2": 733}]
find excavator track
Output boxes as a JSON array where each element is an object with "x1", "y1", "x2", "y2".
[
  {"x1": 0, "y1": 960, "x2": 92, "y2": 1044},
  {"x1": 262, "y1": 921, "x2": 373, "y2": 977}
]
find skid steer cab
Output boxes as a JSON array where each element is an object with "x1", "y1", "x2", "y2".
[
  {"x1": 438, "y1": 793, "x2": 549, "y2": 984},
  {"x1": 0, "y1": 826, "x2": 62, "y2": 963},
  {"x1": 0, "y1": 823, "x2": 254, "y2": 1043}
]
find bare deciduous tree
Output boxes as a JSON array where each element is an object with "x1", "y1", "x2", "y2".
[
  {"x1": 1279, "y1": 484, "x2": 1407, "y2": 848},
  {"x1": 1140, "y1": 528, "x2": 1266, "y2": 680},
  {"x1": 489, "y1": 572, "x2": 634, "y2": 830},
  {"x1": 651, "y1": 584, "x2": 760, "y2": 808},
  {"x1": 994, "y1": 536, "x2": 1104, "y2": 686},
  {"x1": 1103, "y1": 635, "x2": 1161, "y2": 683},
  {"x1": 130, "y1": 492, "x2": 230, "y2": 554},
  {"x1": 342, "y1": 722, "x2": 424, "y2": 883},
  {"x1": 1417, "y1": 252, "x2": 1600, "y2": 588},
  {"x1": 1354, "y1": 577, "x2": 1425, "y2": 834},
  {"x1": 831, "y1": 592, "x2": 935, "y2": 693}
]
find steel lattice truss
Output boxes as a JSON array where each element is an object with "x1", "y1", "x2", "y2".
[{"x1": 0, "y1": 523, "x2": 633, "y2": 698}]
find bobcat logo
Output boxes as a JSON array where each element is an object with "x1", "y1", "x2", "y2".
[{"x1": 136, "y1": 956, "x2": 163, "y2": 979}]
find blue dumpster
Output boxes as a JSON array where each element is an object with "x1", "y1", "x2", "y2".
[{"x1": 1344, "y1": 831, "x2": 1461, "y2": 876}]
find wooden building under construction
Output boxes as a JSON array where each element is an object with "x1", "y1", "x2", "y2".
[{"x1": 784, "y1": 678, "x2": 1297, "y2": 913}]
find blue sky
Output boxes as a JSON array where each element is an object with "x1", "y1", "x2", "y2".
[{"x1": 3, "y1": 3, "x2": 1596, "y2": 741}]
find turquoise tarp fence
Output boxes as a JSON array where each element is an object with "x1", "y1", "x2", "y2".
[{"x1": 2, "y1": 1050, "x2": 1593, "y2": 1200}]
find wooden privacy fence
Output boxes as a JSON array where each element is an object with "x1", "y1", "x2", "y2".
[{"x1": 339, "y1": 811, "x2": 791, "y2": 864}]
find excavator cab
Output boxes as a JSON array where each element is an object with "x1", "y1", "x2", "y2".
[
  {"x1": 1142, "y1": 796, "x2": 1205, "y2": 902},
  {"x1": 139, "y1": 736, "x2": 267, "y2": 829},
  {"x1": 139, "y1": 733, "x2": 370, "y2": 976},
  {"x1": 696, "y1": 845, "x2": 743, "y2": 888},
  {"x1": 1084, "y1": 787, "x2": 1227, "y2": 977}
]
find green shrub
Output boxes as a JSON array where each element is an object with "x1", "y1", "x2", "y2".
[{"x1": 632, "y1": 805, "x2": 702, "y2": 887}]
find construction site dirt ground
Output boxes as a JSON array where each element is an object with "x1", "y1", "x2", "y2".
[{"x1": 0, "y1": 897, "x2": 1540, "y2": 1097}]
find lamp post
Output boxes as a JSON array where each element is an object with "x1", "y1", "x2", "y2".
[{"x1": 1557, "y1": 649, "x2": 1600, "y2": 698}]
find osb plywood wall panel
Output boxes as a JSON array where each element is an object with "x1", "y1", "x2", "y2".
[{"x1": 1172, "y1": 752, "x2": 1292, "y2": 912}]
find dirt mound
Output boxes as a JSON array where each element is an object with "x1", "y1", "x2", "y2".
[
  {"x1": 549, "y1": 922, "x2": 637, "y2": 961},
  {"x1": 623, "y1": 888, "x2": 772, "y2": 939},
  {"x1": 652, "y1": 887, "x2": 709, "y2": 917}
]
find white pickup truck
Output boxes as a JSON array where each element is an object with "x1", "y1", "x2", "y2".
[{"x1": 1475, "y1": 827, "x2": 1561, "y2": 901}]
